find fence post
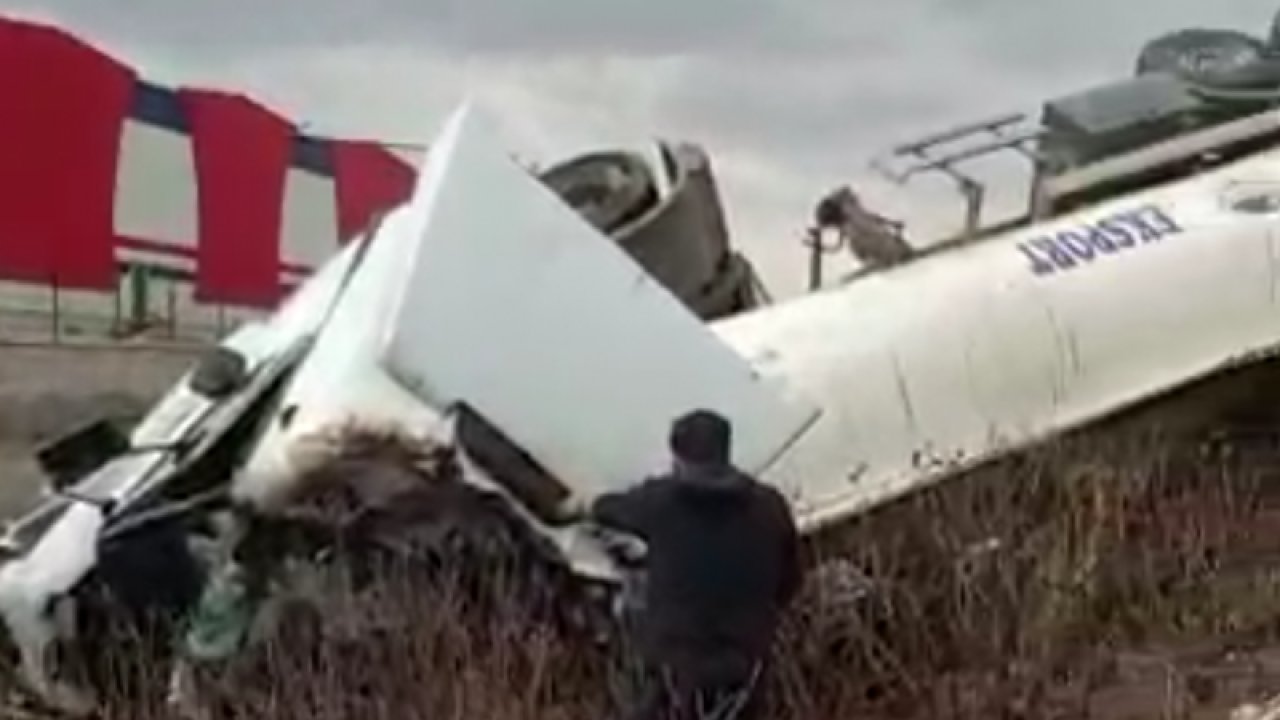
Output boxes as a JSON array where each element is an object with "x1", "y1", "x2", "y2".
[
  {"x1": 112, "y1": 271, "x2": 123, "y2": 335},
  {"x1": 50, "y1": 276, "x2": 61, "y2": 344},
  {"x1": 128, "y1": 264, "x2": 149, "y2": 333},
  {"x1": 167, "y1": 277, "x2": 178, "y2": 340}
]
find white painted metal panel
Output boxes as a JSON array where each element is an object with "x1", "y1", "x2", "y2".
[
  {"x1": 1038, "y1": 201, "x2": 1272, "y2": 426},
  {"x1": 379, "y1": 106, "x2": 820, "y2": 498},
  {"x1": 963, "y1": 283, "x2": 1064, "y2": 440}
]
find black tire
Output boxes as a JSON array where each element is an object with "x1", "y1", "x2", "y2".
[
  {"x1": 1136, "y1": 29, "x2": 1268, "y2": 88},
  {"x1": 540, "y1": 151, "x2": 658, "y2": 234},
  {"x1": 695, "y1": 252, "x2": 758, "y2": 321},
  {"x1": 609, "y1": 143, "x2": 734, "y2": 316},
  {"x1": 189, "y1": 347, "x2": 248, "y2": 400},
  {"x1": 541, "y1": 144, "x2": 738, "y2": 321}
]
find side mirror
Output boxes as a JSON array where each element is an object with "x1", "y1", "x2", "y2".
[
  {"x1": 34, "y1": 418, "x2": 130, "y2": 492},
  {"x1": 188, "y1": 347, "x2": 249, "y2": 400}
]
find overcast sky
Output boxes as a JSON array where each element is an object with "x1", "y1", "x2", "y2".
[{"x1": 6, "y1": 1, "x2": 1279, "y2": 296}]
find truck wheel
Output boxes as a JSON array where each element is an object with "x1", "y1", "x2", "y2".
[
  {"x1": 694, "y1": 252, "x2": 757, "y2": 321},
  {"x1": 540, "y1": 151, "x2": 657, "y2": 233},
  {"x1": 541, "y1": 143, "x2": 742, "y2": 321},
  {"x1": 1136, "y1": 29, "x2": 1268, "y2": 87}
]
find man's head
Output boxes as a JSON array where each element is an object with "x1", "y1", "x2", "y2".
[{"x1": 669, "y1": 409, "x2": 733, "y2": 471}]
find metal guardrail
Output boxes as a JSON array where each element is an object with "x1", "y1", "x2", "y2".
[
  {"x1": 0, "y1": 306, "x2": 231, "y2": 347},
  {"x1": 0, "y1": 336, "x2": 209, "y2": 352},
  {"x1": 0, "y1": 261, "x2": 268, "y2": 348}
]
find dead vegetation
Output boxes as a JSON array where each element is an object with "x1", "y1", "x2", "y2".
[
  {"x1": 788, "y1": 425, "x2": 1280, "y2": 720},
  {"x1": 10, "y1": 416, "x2": 1280, "y2": 719},
  {"x1": 44, "y1": 423, "x2": 1280, "y2": 719}
]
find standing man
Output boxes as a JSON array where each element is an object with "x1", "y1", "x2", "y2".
[{"x1": 582, "y1": 409, "x2": 804, "y2": 720}]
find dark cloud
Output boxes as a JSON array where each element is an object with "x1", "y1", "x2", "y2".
[{"x1": 6, "y1": 0, "x2": 820, "y2": 58}]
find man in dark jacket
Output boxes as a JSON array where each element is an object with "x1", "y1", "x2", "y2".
[{"x1": 589, "y1": 409, "x2": 803, "y2": 720}]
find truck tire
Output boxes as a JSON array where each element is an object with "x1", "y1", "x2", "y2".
[
  {"x1": 694, "y1": 252, "x2": 759, "y2": 321},
  {"x1": 541, "y1": 143, "x2": 751, "y2": 321},
  {"x1": 608, "y1": 143, "x2": 735, "y2": 315},
  {"x1": 1136, "y1": 29, "x2": 1269, "y2": 88},
  {"x1": 540, "y1": 151, "x2": 657, "y2": 234}
]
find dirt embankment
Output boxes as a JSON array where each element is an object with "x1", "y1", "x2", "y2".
[{"x1": 0, "y1": 343, "x2": 198, "y2": 516}]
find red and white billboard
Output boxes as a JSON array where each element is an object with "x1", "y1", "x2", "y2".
[{"x1": 0, "y1": 15, "x2": 419, "y2": 309}]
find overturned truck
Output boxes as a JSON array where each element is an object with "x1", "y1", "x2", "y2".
[{"x1": 13, "y1": 11, "x2": 1280, "y2": 713}]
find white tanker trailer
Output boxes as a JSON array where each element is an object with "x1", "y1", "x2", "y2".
[
  {"x1": 9, "y1": 15, "x2": 1280, "y2": 715},
  {"x1": 236, "y1": 84, "x2": 1280, "y2": 557}
]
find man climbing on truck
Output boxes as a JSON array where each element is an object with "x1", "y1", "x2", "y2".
[
  {"x1": 575, "y1": 409, "x2": 804, "y2": 720},
  {"x1": 813, "y1": 185, "x2": 913, "y2": 270}
]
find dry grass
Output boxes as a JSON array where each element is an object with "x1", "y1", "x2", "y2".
[
  {"x1": 16, "y1": 418, "x2": 1280, "y2": 719},
  {"x1": 784, "y1": 425, "x2": 1280, "y2": 719}
]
